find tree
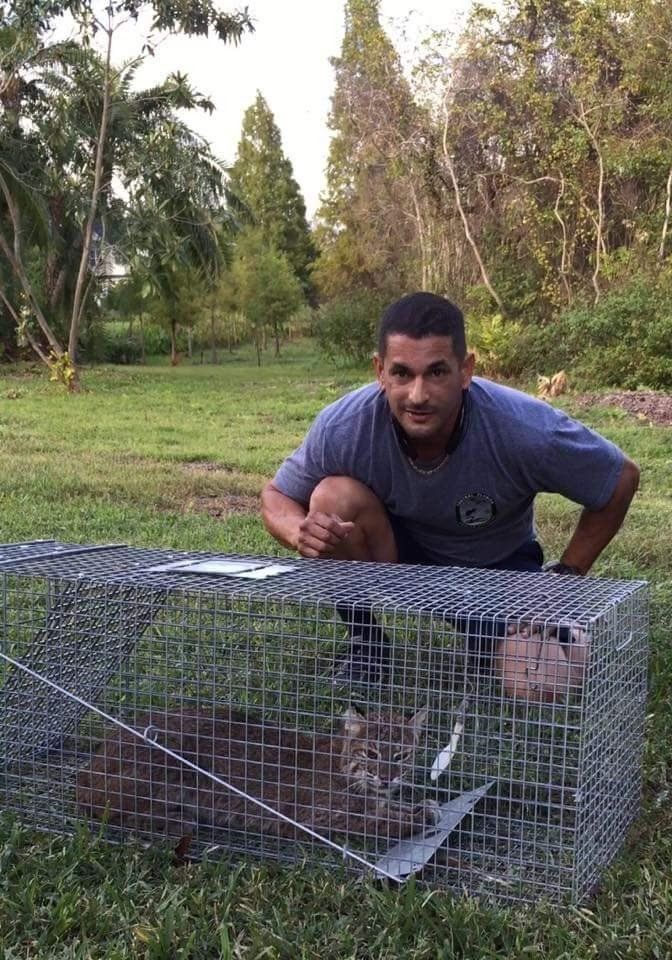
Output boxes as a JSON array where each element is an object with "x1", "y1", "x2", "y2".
[
  {"x1": 231, "y1": 230, "x2": 304, "y2": 363},
  {"x1": 414, "y1": 0, "x2": 672, "y2": 318},
  {"x1": 0, "y1": 0, "x2": 253, "y2": 387},
  {"x1": 313, "y1": 0, "x2": 427, "y2": 300},
  {"x1": 228, "y1": 93, "x2": 315, "y2": 296},
  {"x1": 123, "y1": 120, "x2": 236, "y2": 365}
]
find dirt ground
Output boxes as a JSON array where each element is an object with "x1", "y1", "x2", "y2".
[
  {"x1": 186, "y1": 493, "x2": 259, "y2": 518},
  {"x1": 574, "y1": 390, "x2": 672, "y2": 426}
]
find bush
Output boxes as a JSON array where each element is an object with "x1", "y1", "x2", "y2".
[
  {"x1": 469, "y1": 278, "x2": 672, "y2": 389},
  {"x1": 467, "y1": 312, "x2": 526, "y2": 379},
  {"x1": 524, "y1": 280, "x2": 672, "y2": 389},
  {"x1": 315, "y1": 292, "x2": 387, "y2": 363},
  {"x1": 81, "y1": 319, "x2": 173, "y2": 364}
]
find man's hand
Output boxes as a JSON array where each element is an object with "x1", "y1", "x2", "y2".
[{"x1": 297, "y1": 511, "x2": 355, "y2": 559}]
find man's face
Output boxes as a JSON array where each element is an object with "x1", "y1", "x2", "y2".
[{"x1": 374, "y1": 334, "x2": 474, "y2": 455}]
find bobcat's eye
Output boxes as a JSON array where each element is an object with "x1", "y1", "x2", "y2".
[
  {"x1": 367, "y1": 749, "x2": 380, "y2": 760},
  {"x1": 393, "y1": 751, "x2": 409, "y2": 763}
]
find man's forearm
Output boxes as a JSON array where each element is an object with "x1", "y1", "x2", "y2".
[
  {"x1": 261, "y1": 482, "x2": 307, "y2": 551},
  {"x1": 560, "y1": 457, "x2": 640, "y2": 573}
]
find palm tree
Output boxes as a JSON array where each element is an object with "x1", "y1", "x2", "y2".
[{"x1": 0, "y1": 2, "x2": 252, "y2": 387}]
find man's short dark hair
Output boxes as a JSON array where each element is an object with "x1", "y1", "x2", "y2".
[{"x1": 377, "y1": 292, "x2": 466, "y2": 360}]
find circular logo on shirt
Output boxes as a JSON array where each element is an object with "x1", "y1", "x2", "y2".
[{"x1": 456, "y1": 493, "x2": 497, "y2": 527}]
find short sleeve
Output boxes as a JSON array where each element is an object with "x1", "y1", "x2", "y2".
[
  {"x1": 531, "y1": 413, "x2": 625, "y2": 510},
  {"x1": 272, "y1": 411, "x2": 337, "y2": 505}
]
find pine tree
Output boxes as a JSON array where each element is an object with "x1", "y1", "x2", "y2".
[
  {"x1": 228, "y1": 93, "x2": 315, "y2": 295},
  {"x1": 313, "y1": 0, "x2": 424, "y2": 299}
]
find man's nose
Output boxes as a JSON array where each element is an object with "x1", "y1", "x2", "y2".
[{"x1": 408, "y1": 376, "x2": 428, "y2": 405}]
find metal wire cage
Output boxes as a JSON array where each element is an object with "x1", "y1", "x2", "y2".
[{"x1": 0, "y1": 539, "x2": 648, "y2": 904}]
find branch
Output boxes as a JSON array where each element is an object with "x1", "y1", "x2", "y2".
[
  {"x1": 441, "y1": 99, "x2": 504, "y2": 313},
  {"x1": 659, "y1": 163, "x2": 672, "y2": 261},
  {"x1": 575, "y1": 102, "x2": 604, "y2": 305}
]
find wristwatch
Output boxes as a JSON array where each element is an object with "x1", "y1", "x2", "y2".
[{"x1": 542, "y1": 560, "x2": 583, "y2": 576}]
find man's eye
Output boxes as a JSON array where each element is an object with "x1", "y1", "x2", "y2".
[{"x1": 431, "y1": 368, "x2": 447, "y2": 377}]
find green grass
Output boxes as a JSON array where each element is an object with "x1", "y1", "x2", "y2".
[{"x1": 1, "y1": 344, "x2": 671, "y2": 959}]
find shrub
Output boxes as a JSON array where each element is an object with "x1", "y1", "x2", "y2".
[
  {"x1": 535, "y1": 281, "x2": 672, "y2": 389},
  {"x1": 470, "y1": 278, "x2": 672, "y2": 389},
  {"x1": 81, "y1": 319, "x2": 173, "y2": 364},
  {"x1": 467, "y1": 312, "x2": 526, "y2": 379},
  {"x1": 315, "y1": 292, "x2": 387, "y2": 363}
]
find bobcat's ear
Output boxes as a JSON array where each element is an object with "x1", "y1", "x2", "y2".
[
  {"x1": 409, "y1": 706, "x2": 428, "y2": 736},
  {"x1": 342, "y1": 707, "x2": 366, "y2": 737}
]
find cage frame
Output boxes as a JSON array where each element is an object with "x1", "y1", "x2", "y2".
[{"x1": 0, "y1": 540, "x2": 649, "y2": 904}]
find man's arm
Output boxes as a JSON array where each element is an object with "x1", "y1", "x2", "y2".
[
  {"x1": 261, "y1": 481, "x2": 354, "y2": 557},
  {"x1": 557, "y1": 457, "x2": 640, "y2": 574}
]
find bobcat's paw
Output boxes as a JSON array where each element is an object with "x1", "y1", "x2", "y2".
[
  {"x1": 424, "y1": 799, "x2": 441, "y2": 826},
  {"x1": 410, "y1": 799, "x2": 441, "y2": 828}
]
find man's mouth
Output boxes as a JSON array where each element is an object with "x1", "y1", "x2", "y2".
[{"x1": 405, "y1": 408, "x2": 434, "y2": 421}]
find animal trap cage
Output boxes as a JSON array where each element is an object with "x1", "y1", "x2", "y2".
[{"x1": 0, "y1": 539, "x2": 648, "y2": 905}]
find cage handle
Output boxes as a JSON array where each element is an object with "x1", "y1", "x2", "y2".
[{"x1": 615, "y1": 630, "x2": 634, "y2": 652}]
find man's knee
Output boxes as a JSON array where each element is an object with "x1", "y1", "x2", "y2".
[
  {"x1": 309, "y1": 476, "x2": 384, "y2": 520},
  {"x1": 309, "y1": 477, "x2": 397, "y2": 563}
]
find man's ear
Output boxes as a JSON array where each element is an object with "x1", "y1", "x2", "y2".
[
  {"x1": 373, "y1": 352, "x2": 384, "y2": 385},
  {"x1": 461, "y1": 351, "x2": 475, "y2": 388}
]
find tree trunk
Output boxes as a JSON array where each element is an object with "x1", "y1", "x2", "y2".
[
  {"x1": 210, "y1": 306, "x2": 218, "y2": 364},
  {"x1": 659, "y1": 163, "x2": 672, "y2": 261},
  {"x1": 576, "y1": 102, "x2": 604, "y2": 305},
  {"x1": 139, "y1": 313, "x2": 146, "y2": 364},
  {"x1": 0, "y1": 178, "x2": 64, "y2": 360},
  {"x1": 68, "y1": 13, "x2": 115, "y2": 383},
  {"x1": 187, "y1": 326, "x2": 193, "y2": 359},
  {"x1": 0, "y1": 286, "x2": 50, "y2": 365},
  {"x1": 170, "y1": 318, "x2": 178, "y2": 365}
]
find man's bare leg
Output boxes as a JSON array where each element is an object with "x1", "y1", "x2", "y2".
[{"x1": 304, "y1": 476, "x2": 398, "y2": 562}]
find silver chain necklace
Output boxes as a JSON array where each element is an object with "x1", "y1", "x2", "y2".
[
  {"x1": 406, "y1": 450, "x2": 451, "y2": 476},
  {"x1": 397, "y1": 393, "x2": 467, "y2": 477}
]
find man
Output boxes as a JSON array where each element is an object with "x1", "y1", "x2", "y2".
[{"x1": 261, "y1": 292, "x2": 640, "y2": 695}]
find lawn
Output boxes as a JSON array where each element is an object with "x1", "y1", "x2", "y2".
[{"x1": 1, "y1": 343, "x2": 671, "y2": 959}]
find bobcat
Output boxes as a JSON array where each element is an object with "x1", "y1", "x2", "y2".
[{"x1": 76, "y1": 706, "x2": 438, "y2": 848}]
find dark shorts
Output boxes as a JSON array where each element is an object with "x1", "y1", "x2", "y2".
[
  {"x1": 388, "y1": 519, "x2": 547, "y2": 662},
  {"x1": 389, "y1": 516, "x2": 544, "y2": 573}
]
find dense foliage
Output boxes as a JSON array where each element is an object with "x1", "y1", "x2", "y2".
[
  {"x1": 2, "y1": 0, "x2": 672, "y2": 386},
  {"x1": 313, "y1": 0, "x2": 672, "y2": 383},
  {"x1": 0, "y1": 0, "x2": 253, "y2": 384}
]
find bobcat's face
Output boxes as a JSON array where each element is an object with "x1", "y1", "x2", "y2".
[{"x1": 339, "y1": 707, "x2": 428, "y2": 796}]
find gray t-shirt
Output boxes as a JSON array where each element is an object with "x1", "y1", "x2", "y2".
[{"x1": 272, "y1": 377, "x2": 624, "y2": 566}]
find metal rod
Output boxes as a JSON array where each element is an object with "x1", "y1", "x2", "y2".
[
  {"x1": 0, "y1": 539, "x2": 58, "y2": 550},
  {"x1": 0, "y1": 543, "x2": 126, "y2": 568},
  {"x1": 0, "y1": 649, "x2": 400, "y2": 882}
]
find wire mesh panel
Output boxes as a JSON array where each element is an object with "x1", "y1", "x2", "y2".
[{"x1": 0, "y1": 540, "x2": 648, "y2": 904}]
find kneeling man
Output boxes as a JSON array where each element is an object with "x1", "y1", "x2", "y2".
[{"x1": 261, "y1": 293, "x2": 640, "y2": 698}]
